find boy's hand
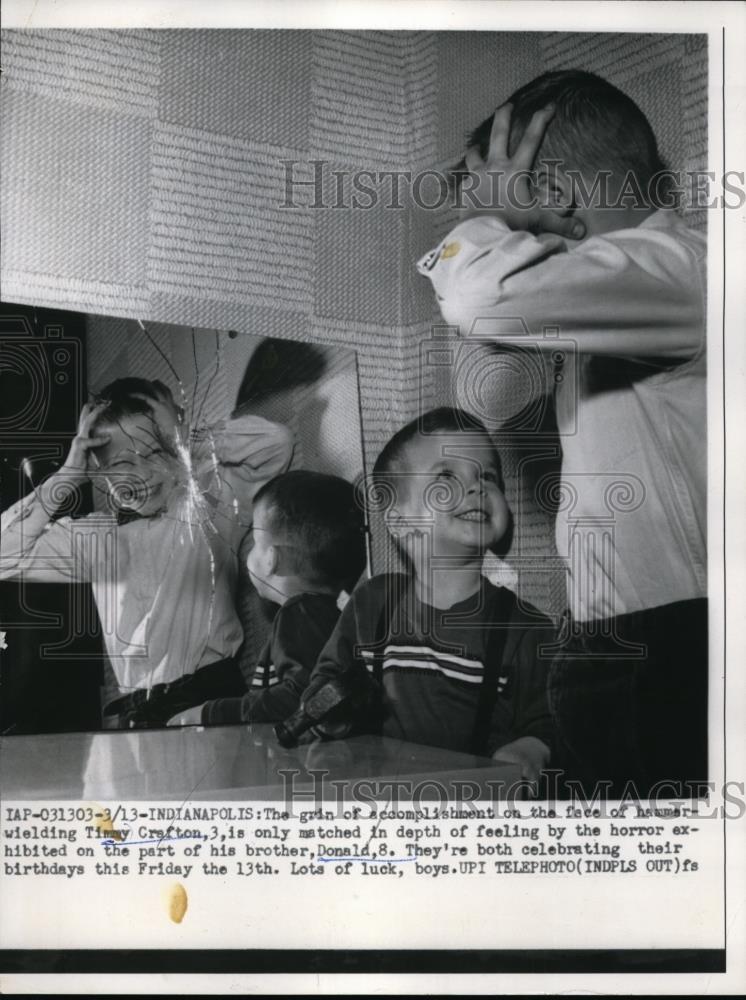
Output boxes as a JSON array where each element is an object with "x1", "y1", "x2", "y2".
[
  {"x1": 492, "y1": 736, "x2": 551, "y2": 791},
  {"x1": 64, "y1": 402, "x2": 111, "y2": 475},
  {"x1": 459, "y1": 103, "x2": 585, "y2": 240}
]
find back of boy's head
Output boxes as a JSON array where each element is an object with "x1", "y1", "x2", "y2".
[
  {"x1": 92, "y1": 377, "x2": 181, "y2": 428},
  {"x1": 253, "y1": 470, "x2": 367, "y2": 594},
  {"x1": 455, "y1": 69, "x2": 669, "y2": 204}
]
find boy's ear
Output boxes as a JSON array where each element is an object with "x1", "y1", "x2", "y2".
[
  {"x1": 384, "y1": 508, "x2": 416, "y2": 549},
  {"x1": 384, "y1": 507, "x2": 405, "y2": 532},
  {"x1": 251, "y1": 541, "x2": 280, "y2": 578},
  {"x1": 534, "y1": 161, "x2": 575, "y2": 213}
]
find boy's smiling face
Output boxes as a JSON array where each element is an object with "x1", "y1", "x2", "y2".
[
  {"x1": 94, "y1": 412, "x2": 182, "y2": 517},
  {"x1": 391, "y1": 432, "x2": 510, "y2": 559}
]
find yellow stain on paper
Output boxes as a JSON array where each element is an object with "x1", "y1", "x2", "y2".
[
  {"x1": 440, "y1": 241, "x2": 461, "y2": 260},
  {"x1": 167, "y1": 882, "x2": 188, "y2": 924},
  {"x1": 91, "y1": 805, "x2": 124, "y2": 842}
]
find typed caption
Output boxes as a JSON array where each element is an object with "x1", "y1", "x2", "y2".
[{"x1": 2, "y1": 799, "x2": 713, "y2": 883}]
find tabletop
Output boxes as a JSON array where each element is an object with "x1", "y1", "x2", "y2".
[{"x1": 0, "y1": 723, "x2": 522, "y2": 801}]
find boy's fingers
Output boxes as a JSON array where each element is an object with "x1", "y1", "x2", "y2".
[
  {"x1": 487, "y1": 102, "x2": 512, "y2": 162},
  {"x1": 77, "y1": 434, "x2": 109, "y2": 452},
  {"x1": 520, "y1": 763, "x2": 540, "y2": 794},
  {"x1": 80, "y1": 400, "x2": 107, "y2": 430},
  {"x1": 464, "y1": 145, "x2": 484, "y2": 172},
  {"x1": 534, "y1": 210, "x2": 585, "y2": 241},
  {"x1": 87, "y1": 434, "x2": 111, "y2": 448},
  {"x1": 514, "y1": 104, "x2": 555, "y2": 169}
]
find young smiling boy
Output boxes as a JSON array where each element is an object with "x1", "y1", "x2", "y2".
[
  {"x1": 303, "y1": 407, "x2": 554, "y2": 781},
  {"x1": 0, "y1": 377, "x2": 293, "y2": 727},
  {"x1": 418, "y1": 70, "x2": 707, "y2": 793}
]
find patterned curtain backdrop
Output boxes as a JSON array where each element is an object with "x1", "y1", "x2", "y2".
[{"x1": 0, "y1": 29, "x2": 707, "y2": 617}]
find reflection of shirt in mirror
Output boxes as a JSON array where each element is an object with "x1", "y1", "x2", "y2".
[{"x1": 0, "y1": 415, "x2": 293, "y2": 696}]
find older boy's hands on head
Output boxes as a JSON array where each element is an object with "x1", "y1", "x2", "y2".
[
  {"x1": 459, "y1": 103, "x2": 585, "y2": 241},
  {"x1": 492, "y1": 736, "x2": 550, "y2": 790},
  {"x1": 64, "y1": 402, "x2": 111, "y2": 476}
]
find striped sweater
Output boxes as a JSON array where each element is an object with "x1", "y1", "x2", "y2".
[
  {"x1": 308, "y1": 573, "x2": 555, "y2": 755},
  {"x1": 202, "y1": 592, "x2": 341, "y2": 725}
]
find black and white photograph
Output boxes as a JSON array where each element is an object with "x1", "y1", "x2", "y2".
[{"x1": 0, "y1": 0, "x2": 744, "y2": 994}]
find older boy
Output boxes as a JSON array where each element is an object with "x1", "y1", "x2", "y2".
[
  {"x1": 303, "y1": 408, "x2": 555, "y2": 782},
  {"x1": 0, "y1": 377, "x2": 293, "y2": 726},
  {"x1": 418, "y1": 71, "x2": 707, "y2": 794}
]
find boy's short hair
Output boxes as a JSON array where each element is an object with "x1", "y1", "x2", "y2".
[
  {"x1": 453, "y1": 69, "x2": 671, "y2": 206},
  {"x1": 253, "y1": 470, "x2": 367, "y2": 593},
  {"x1": 373, "y1": 407, "x2": 505, "y2": 491},
  {"x1": 92, "y1": 377, "x2": 181, "y2": 429}
]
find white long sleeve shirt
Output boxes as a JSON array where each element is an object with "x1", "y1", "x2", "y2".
[
  {"x1": 1, "y1": 415, "x2": 293, "y2": 691},
  {"x1": 418, "y1": 211, "x2": 707, "y2": 621}
]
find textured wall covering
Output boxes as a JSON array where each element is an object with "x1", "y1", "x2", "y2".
[{"x1": 0, "y1": 29, "x2": 708, "y2": 617}]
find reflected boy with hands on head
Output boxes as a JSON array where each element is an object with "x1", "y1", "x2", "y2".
[{"x1": 0, "y1": 377, "x2": 294, "y2": 728}]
